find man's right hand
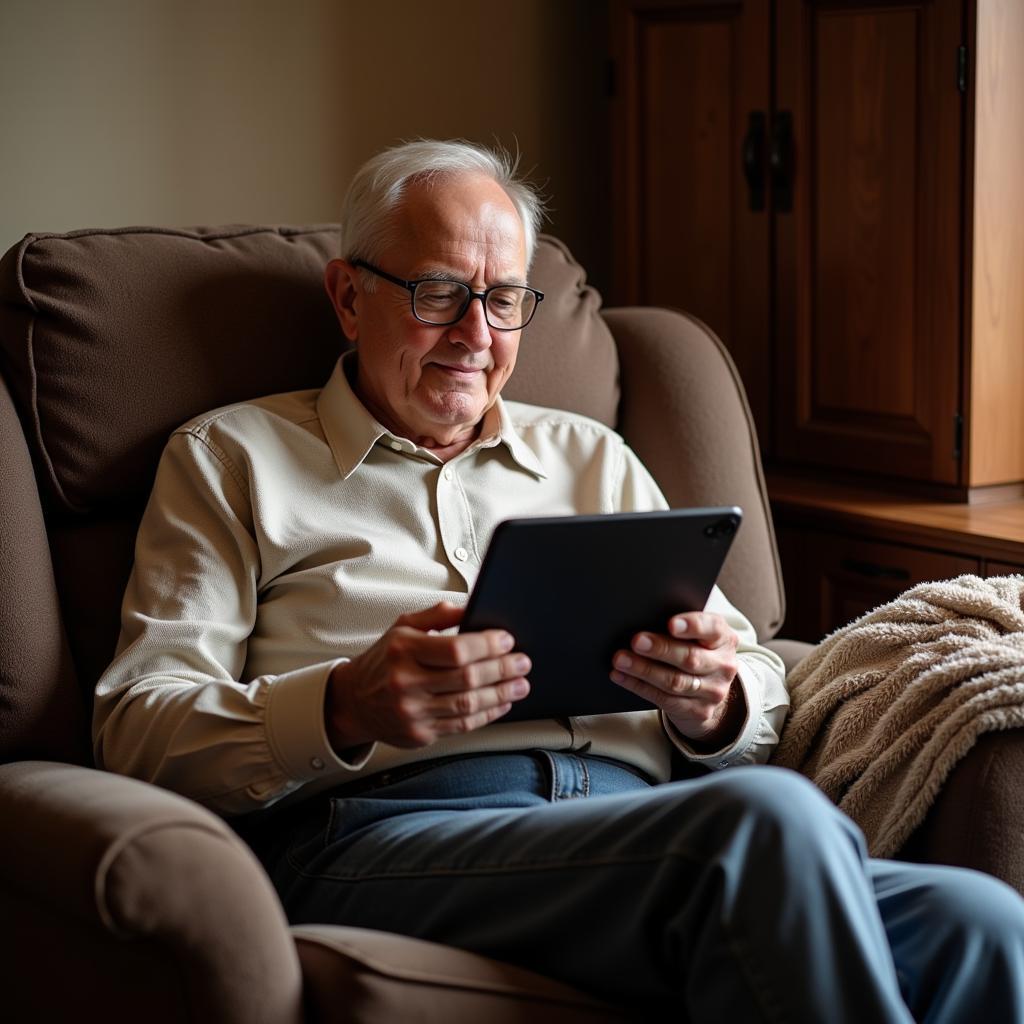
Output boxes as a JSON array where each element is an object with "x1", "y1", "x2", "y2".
[{"x1": 324, "y1": 601, "x2": 531, "y2": 752}]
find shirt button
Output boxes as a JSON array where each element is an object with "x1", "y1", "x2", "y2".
[
  {"x1": 717, "y1": 761, "x2": 729, "y2": 769},
  {"x1": 443, "y1": 468, "x2": 453, "y2": 481},
  {"x1": 454, "y1": 546, "x2": 469, "y2": 562},
  {"x1": 310, "y1": 757, "x2": 325, "y2": 771},
  {"x1": 389, "y1": 440, "x2": 402, "y2": 451}
]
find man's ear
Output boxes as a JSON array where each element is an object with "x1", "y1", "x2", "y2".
[{"x1": 324, "y1": 258, "x2": 360, "y2": 342}]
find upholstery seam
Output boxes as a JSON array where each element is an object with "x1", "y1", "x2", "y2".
[
  {"x1": 20, "y1": 224, "x2": 336, "y2": 244},
  {"x1": 10, "y1": 226, "x2": 334, "y2": 515},
  {"x1": 94, "y1": 818, "x2": 245, "y2": 936},
  {"x1": 19, "y1": 248, "x2": 80, "y2": 510}
]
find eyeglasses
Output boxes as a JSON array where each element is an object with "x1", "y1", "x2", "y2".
[{"x1": 352, "y1": 259, "x2": 544, "y2": 331}]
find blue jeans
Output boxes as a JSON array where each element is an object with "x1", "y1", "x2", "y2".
[{"x1": 245, "y1": 752, "x2": 1024, "y2": 1022}]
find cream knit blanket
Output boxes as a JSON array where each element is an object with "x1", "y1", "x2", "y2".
[{"x1": 771, "y1": 574, "x2": 1024, "y2": 857}]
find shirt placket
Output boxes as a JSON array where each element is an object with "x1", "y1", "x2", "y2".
[{"x1": 435, "y1": 462, "x2": 476, "y2": 586}]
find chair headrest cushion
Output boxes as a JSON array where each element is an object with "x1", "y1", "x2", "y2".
[{"x1": 0, "y1": 226, "x2": 617, "y2": 514}]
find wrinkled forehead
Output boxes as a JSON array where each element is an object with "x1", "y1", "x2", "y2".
[{"x1": 385, "y1": 173, "x2": 528, "y2": 275}]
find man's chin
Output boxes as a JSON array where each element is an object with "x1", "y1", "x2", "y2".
[{"x1": 416, "y1": 391, "x2": 489, "y2": 430}]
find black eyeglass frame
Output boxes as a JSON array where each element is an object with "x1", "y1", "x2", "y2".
[{"x1": 352, "y1": 259, "x2": 544, "y2": 331}]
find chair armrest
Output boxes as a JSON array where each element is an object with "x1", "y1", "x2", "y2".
[
  {"x1": 0, "y1": 761, "x2": 302, "y2": 1024},
  {"x1": 899, "y1": 732, "x2": 1024, "y2": 895},
  {"x1": 763, "y1": 637, "x2": 815, "y2": 675}
]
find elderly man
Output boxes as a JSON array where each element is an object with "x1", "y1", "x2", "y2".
[{"x1": 94, "y1": 140, "x2": 1024, "y2": 1021}]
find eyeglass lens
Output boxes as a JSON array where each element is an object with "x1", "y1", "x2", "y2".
[{"x1": 413, "y1": 281, "x2": 537, "y2": 329}]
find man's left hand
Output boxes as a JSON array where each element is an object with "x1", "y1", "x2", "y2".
[{"x1": 609, "y1": 612, "x2": 744, "y2": 747}]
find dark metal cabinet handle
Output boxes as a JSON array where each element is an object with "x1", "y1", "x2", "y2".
[
  {"x1": 742, "y1": 111, "x2": 767, "y2": 211},
  {"x1": 770, "y1": 110, "x2": 794, "y2": 213}
]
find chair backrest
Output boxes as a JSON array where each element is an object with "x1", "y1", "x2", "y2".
[{"x1": 0, "y1": 225, "x2": 783, "y2": 766}]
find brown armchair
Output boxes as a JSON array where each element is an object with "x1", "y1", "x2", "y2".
[{"x1": 0, "y1": 225, "x2": 1020, "y2": 1022}]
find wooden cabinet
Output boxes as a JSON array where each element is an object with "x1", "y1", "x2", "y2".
[
  {"x1": 610, "y1": 0, "x2": 773, "y2": 438},
  {"x1": 771, "y1": 473, "x2": 1024, "y2": 642},
  {"x1": 611, "y1": 0, "x2": 1024, "y2": 496},
  {"x1": 776, "y1": 524, "x2": 980, "y2": 642}
]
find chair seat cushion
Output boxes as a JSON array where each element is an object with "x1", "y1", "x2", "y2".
[{"x1": 292, "y1": 923, "x2": 632, "y2": 1023}]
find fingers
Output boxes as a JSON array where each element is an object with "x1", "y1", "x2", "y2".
[
  {"x1": 424, "y1": 651, "x2": 532, "y2": 694},
  {"x1": 609, "y1": 614, "x2": 739, "y2": 708},
  {"x1": 611, "y1": 653, "x2": 703, "y2": 697},
  {"x1": 396, "y1": 600, "x2": 465, "y2": 633},
  {"x1": 627, "y1": 632, "x2": 715, "y2": 676},
  {"x1": 427, "y1": 675, "x2": 531, "y2": 723},
  {"x1": 386, "y1": 618, "x2": 532, "y2": 733},
  {"x1": 410, "y1": 624, "x2": 518, "y2": 670},
  {"x1": 666, "y1": 611, "x2": 736, "y2": 648}
]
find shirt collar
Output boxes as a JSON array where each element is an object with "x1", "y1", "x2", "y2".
[
  {"x1": 316, "y1": 354, "x2": 388, "y2": 479},
  {"x1": 480, "y1": 396, "x2": 548, "y2": 479},
  {"x1": 316, "y1": 351, "x2": 547, "y2": 480}
]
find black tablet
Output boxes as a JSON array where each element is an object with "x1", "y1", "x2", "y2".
[{"x1": 460, "y1": 506, "x2": 742, "y2": 722}]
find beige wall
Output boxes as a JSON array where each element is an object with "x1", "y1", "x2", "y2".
[{"x1": 0, "y1": 0, "x2": 610, "y2": 289}]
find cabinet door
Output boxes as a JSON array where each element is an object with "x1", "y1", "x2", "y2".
[
  {"x1": 610, "y1": 0, "x2": 772, "y2": 443},
  {"x1": 774, "y1": 0, "x2": 964, "y2": 483},
  {"x1": 986, "y1": 561, "x2": 1024, "y2": 578},
  {"x1": 777, "y1": 525, "x2": 980, "y2": 643}
]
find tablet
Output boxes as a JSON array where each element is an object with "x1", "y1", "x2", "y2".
[{"x1": 459, "y1": 506, "x2": 742, "y2": 722}]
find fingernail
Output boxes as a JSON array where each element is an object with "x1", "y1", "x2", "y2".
[
  {"x1": 499, "y1": 632, "x2": 515, "y2": 651},
  {"x1": 511, "y1": 679, "x2": 530, "y2": 697},
  {"x1": 513, "y1": 654, "x2": 530, "y2": 673},
  {"x1": 634, "y1": 635, "x2": 653, "y2": 653},
  {"x1": 615, "y1": 653, "x2": 632, "y2": 670}
]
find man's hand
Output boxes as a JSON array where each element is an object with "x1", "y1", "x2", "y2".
[
  {"x1": 325, "y1": 601, "x2": 531, "y2": 752},
  {"x1": 609, "y1": 611, "x2": 745, "y2": 749}
]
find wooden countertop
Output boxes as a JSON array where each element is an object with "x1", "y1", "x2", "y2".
[{"x1": 767, "y1": 472, "x2": 1024, "y2": 563}]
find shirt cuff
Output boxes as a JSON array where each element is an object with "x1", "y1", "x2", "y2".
[
  {"x1": 661, "y1": 666, "x2": 761, "y2": 770},
  {"x1": 264, "y1": 657, "x2": 375, "y2": 781}
]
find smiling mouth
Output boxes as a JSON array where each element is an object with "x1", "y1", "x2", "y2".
[{"x1": 432, "y1": 363, "x2": 484, "y2": 375}]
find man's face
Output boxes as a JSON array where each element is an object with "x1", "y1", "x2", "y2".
[{"x1": 326, "y1": 173, "x2": 529, "y2": 450}]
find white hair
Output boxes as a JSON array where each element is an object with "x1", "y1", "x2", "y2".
[{"x1": 338, "y1": 139, "x2": 546, "y2": 271}]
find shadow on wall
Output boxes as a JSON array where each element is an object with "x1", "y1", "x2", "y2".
[
  {"x1": 331, "y1": 0, "x2": 611, "y2": 295},
  {"x1": 0, "y1": 0, "x2": 610, "y2": 291}
]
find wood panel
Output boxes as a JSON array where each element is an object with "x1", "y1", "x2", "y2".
[
  {"x1": 774, "y1": 0, "x2": 964, "y2": 483},
  {"x1": 610, "y1": 0, "x2": 773, "y2": 443},
  {"x1": 966, "y1": 0, "x2": 1024, "y2": 485},
  {"x1": 777, "y1": 524, "x2": 980, "y2": 642},
  {"x1": 814, "y1": 9, "x2": 918, "y2": 417},
  {"x1": 986, "y1": 561, "x2": 1024, "y2": 577},
  {"x1": 770, "y1": 471, "x2": 1024, "y2": 558}
]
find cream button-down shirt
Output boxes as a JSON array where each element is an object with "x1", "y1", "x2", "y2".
[{"x1": 93, "y1": 354, "x2": 788, "y2": 815}]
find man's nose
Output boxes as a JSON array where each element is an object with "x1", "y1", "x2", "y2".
[{"x1": 448, "y1": 295, "x2": 493, "y2": 350}]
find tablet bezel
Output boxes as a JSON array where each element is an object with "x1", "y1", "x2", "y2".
[{"x1": 459, "y1": 506, "x2": 742, "y2": 722}]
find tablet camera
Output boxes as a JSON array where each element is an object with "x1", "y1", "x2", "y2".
[{"x1": 703, "y1": 517, "x2": 738, "y2": 542}]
